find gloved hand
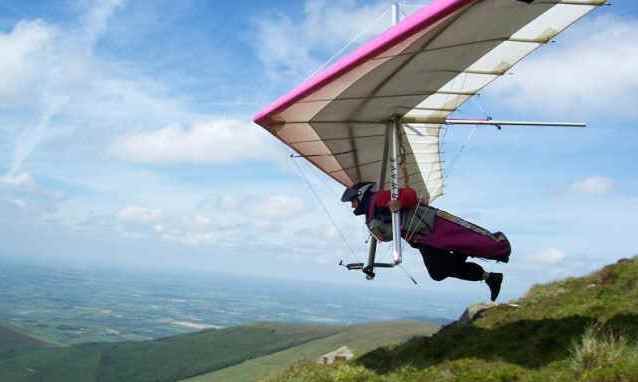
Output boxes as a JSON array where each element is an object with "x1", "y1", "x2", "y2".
[{"x1": 387, "y1": 199, "x2": 401, "y2": 212}]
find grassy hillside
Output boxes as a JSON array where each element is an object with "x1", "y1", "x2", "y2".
[
  {"x1": 268, "y1": 257, "x2": 638, "y2": 382},
  {"x1": 0, "y1": 322, "x2": 341, "y2": 382},
  {"x1": 0, "y1": 323, "x2": 53, "y2": 360},
  {"x1": 183, "y1": 320, "x2": 439, "y2": 382}
]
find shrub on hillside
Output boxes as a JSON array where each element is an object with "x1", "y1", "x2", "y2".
[{"x1": 570, "y1": 326, "x2": 638, "y2": 381}]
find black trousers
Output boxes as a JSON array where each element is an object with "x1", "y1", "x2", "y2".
[{"x1": 419, "y1": 246, "x2": 485, "y2": 282}]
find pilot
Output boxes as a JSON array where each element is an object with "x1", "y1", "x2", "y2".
[{"x1": 341, "y1": 182, "x2": 510, "y2": 301}]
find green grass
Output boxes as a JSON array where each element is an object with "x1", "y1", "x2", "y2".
[
  {"x1": 266, "y1": 257, "x2": 638, "y2": 382},
  {"x1": 182, "y1": 321, "x2": 439, "y2": 382}
]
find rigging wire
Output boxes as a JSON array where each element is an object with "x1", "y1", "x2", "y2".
[
  {"x1": 289, "y1": 155, "x2": 359, "y2": 261},
  {"x1": 398, "y1": 1, "x2": 433, "y2": 20},
  {"x1": 381, "y1": 241, "x2": 420, "y2": 286},
  {"x1": 443, "y1": 125, "x2": 478, "y2": 182},
  {"x1": 295, "y1": 152, "x2": 417, "y2": 286},
  {"x1": 473, "y1": 94, "x2": 493, "y2": 120},
  {"x1": 397, "y1": 1, "x2": 432, "y2": 11},
  {"x1": 440, "y1": 93, "x2": 493, "y2": 182},
  {"x1": 287, "y1": 3, "x2": 409, "y2": 272},
  {"x1": 302, "y1": 159, "x2": 370, "y2": 263},
  {"x1": 281, "y1": 4, "x2": 402, "y2": 275},
  {"x1": 398, "y1": 264, "x2": 420, "y2": 286},
  {"x1": 306, "y1": 7, "x2": 392, "y2": 80}
]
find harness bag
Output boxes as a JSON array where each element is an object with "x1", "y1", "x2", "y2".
[
  {"x1": 367, "y1": 204, "x2": 436, "y2": 242},
  {"x1": 366, "y1": 197, "x2": 511, "y2": 261},
  {"x1": 410, "y1": 209, "x2": 512, "y2": 262},
  {"x1": 435, "y1": 209, "x2": 494, "y2": 237},
  {"x1": 403, "y1": 205, "x2": 437, "y2": 236}
]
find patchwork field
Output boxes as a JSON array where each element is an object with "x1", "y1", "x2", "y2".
[{"x1": 0, "y1": 320, "x2": 438, "y2": 382}]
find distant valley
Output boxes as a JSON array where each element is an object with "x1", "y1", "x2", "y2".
[
  {"x1": 0, "y1": 320, "x2": 438, "y2": 382},
  {"x1": 0, "y1": 258, "x2": 453, "y2": 381},
  {"x1": 0, "y1": 258, "x2": 457, "y2": 345}
]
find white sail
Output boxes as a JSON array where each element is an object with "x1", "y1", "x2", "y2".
[{"x1": 254, "y1": 0, "x2": 604, "y2": 202}]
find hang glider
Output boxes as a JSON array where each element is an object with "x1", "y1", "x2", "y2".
[{"x1": 254, "y1": 0, "x2": 605, "y2": 276}]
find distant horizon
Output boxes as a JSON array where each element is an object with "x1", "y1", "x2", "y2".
[
  {"x1": 4, "y1": 245, "x2": 637, "y2": 303},
  {"x1": 0, "y1": 257, "x2": 460, "y2": 345},
  {"x1": 0, "y1": 252, "x2": 483, "y2": 306}
]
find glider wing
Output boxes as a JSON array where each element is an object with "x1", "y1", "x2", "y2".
[{"x1": 254, "y1": 0, "x2": 604, "y2": 202}]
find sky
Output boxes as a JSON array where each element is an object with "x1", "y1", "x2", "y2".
[{"x1": 0, "y1": 0, "x2": 637, "y2": 300}]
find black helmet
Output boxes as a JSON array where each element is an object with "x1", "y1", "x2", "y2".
[{"x1": 341, "y1": 182, "x2": 375, "y2": 203}]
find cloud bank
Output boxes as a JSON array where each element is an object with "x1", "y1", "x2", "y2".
[
  {"x1": 570, "y1": 176, "x2": 615, "y2": 195},
  {"x1": 489, "y1": 15, "x2": 638, "y2": 119},
  {"x1": 253, "y1": 0, "x2": 393, "y2": 81},
  {"x1": 110, "y1": 120, "x2": 279, "y2": 164}
]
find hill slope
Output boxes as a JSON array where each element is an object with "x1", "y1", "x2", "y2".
[
  {"x1": 0, "y1": 322, "x2": 341, "y2": 382},
  {"x1": 268, "y1": 257, "x2": 638, "y2": 382},
  {"x1": 0, "y1": 323, "x2": 53, "y2": 360},
  {"x1": 0, "y1": 320, "x2": 440, "y2": 382},
  {"x1": 183, "y1": 321, "x2": 439, "y2": 382}
]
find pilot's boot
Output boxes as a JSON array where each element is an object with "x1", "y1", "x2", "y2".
[{"x1": 486, "y1": 273, "x2": 503, "y2": 302}]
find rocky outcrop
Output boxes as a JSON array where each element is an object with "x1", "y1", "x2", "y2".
[
  {"x1": 457, "y1": 302, "x2": 498, "y2": 325},
  {"x1": 317, "y1": 346, "x2": 354, "y2": 365}
]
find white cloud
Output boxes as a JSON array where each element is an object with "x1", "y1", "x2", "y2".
[
  {"x1": 529, "y1": 248, "x2": 567, "y2": 265},
  {"x1": 294, "y1": 224, "x2": 340, "y2": 243},
  {"x1": 0, "y1": 2, "x2": 123, "y2": 103},
  {"x1": 0, "y1": 20, "x2": 56, "y2": 103},
  {"x1": 10, "y1": 199, "x2": 27, "y2": 209},
  {"x1": 117, "y1": 206, "x2": 162, "y2": 224},
  {"x1": 110, "y1": 120, "x2": 279, "y2": 164},
  {"x1": 489, "y1": 15, "x2": 638, "y2": 119},
  {"x1": 80, "y1": 0, "x2": 125, "y2": 45},
  {"x1": 162, "y1": 232, "x2": 216, "y2": 247},
  {"x1": 254, "y1": 0, "x2": 393, "y2": 81},
  {"x1": 200, "y1": 192, "x2": 309, "y2": 225},
  {"x1": 109, "y1": 192, "x2": 306, "y2": 248},
  {"x1": 108, "y1": 191, "x2": 314, "y2": 249},
  {"x1": 0, "y1": 172, "x2": 65, "y2": 216},
  {"x1": 0, "y1": 0, "x2": 199, "y2": 179},
  {"x1": 193, "y1": 215, "x2": 211, "y2": 227},
  {"x1": 258, "y1": 195, "x2": 306, "y2": 219},
  {"x1": 156, "y1": 217, "x2": 245, "y2": 247},
  {"x1": 0, "y1": 172, "x2": 36, "y2": 189},
  {"x1": 570, "y1": 176, "x2": 615, "y2": 195}
]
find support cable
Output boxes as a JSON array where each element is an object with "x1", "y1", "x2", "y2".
[
  {"x1": 289, "y1": 155, "x2": 359, "y2": 262},
  {"x1": 441, "y1": 95, "x2": 490, "y2": 182},
  {"x1": 306, "y1": 7, "x2": 392, "y2": 80},
  {"x1": 398, "y1": 264, "x2": 420, "y2": 285},
  {"x1": 299, "y1": 158, "x2": 371, "y2": 265},
  {"x1": 381, "y1": 242, "x2": 420, "y2": 286},
  {"x1": 443, "y1": 125, "x2": 478, "y2": 182}
]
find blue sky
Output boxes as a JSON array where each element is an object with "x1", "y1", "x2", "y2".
[{"x1": 1, "y1": 0, "x2": 637, "y2": 300}]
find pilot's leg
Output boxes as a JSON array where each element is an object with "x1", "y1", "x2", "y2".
[
  {"x1": 420, "y1": 247, "x2": 503, "y2": 301},
  {"x1": 420, "y1": 246, "x2": 484, "y2": 281}
]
